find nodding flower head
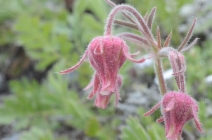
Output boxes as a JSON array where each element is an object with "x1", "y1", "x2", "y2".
[
  {"x1": 59, "y1": 36, "x2": 146, "y2": 108},
  {"x1": 144, "y1": 91, "x2": 203, "y2": 140}
]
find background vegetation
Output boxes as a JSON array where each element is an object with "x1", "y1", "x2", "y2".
[{"x1": 0, "y1": 0, "x2": 212, "y2": 139}]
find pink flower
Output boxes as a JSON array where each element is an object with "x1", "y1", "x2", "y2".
[
  {"x1": 159, "y1": 47, "x2": 187, "y2": 92},
  {"x1": 144, "y1": 91, "x2": 203, "y2": 140},
  {"x1": 59, "y1": 36, "x2": 145, "y2": 108}
]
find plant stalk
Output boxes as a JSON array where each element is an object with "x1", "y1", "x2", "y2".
[{"x1": 154, "y1": 56, "x2": 167, "y2": 95}]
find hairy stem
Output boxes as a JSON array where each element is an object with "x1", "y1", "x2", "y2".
[
  {"x1": 104, "y1": 4, "x2": 154, "y2": 42},
  {"x1": 154, "y1": 55, "x2": 167, "y2": 95},
  {"x1": 105, "y1": 0, "x2": 136, "y2": 23}
]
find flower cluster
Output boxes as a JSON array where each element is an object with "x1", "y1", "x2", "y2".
[{"x1": 59, "y1": 0, "x2": 203, "y2": 139}]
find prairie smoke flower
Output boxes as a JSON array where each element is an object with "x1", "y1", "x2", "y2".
[
  {"x1": 159, "y1": 47, "x2": 186, "y2": 92},
  {"x1": 59, "y1": 36, "x2": 145, "y2": 108},
  {"x1": 144, "y1": 91, "x2": 203, "y2": 140}
]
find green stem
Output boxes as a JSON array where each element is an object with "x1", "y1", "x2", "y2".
[{"x1": 154, "y1": 56, "x2": 167, "y2": 95}]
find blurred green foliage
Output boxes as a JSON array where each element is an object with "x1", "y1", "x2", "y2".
[
  {"x1": 0, "y1": 0, "x2": 212, "y2": 139},
  {"x1": 185, "y1": 41, "x2": 212, "y2": 97},
  {"x1": 0, "y1": 63, "x2": 117, "y2": 139},
  {"x1": 121, "y1": 108, "x2": 165, "y2": 140},
  {"x1": 21, "y1": 127, "x2": 58, "y2": 140}
]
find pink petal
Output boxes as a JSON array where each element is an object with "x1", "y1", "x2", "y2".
[
  {"x1": 94, "y1": 93, "x2": 112, "y2": 109},
  {"x1": 165, "y1": 126, "x2": 176, "y2": 139},
  {"x1": 101, "y1": 80, "x2": 111, "y2": 91},
  {"x1": 115, "y1": 75, "x2": 122, "y2": 107},
  {"x1": 94, "y1": 38, "x2": 103, "y2": 54},
  {"x1": 164, "y1": 97, "x2": 175, "y2": 112},
  {"x1": 87, "y1": 74, "x2": 100, "y2": 99}
]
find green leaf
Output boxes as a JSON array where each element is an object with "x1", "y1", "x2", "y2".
[
  {"x1": 85, "y1": 117, "x2": 101, "y2": 136},
  {"x1": 21, "y1": 127, "x2": 54, "y2": 140},
  {"x1": 122, "y1": 116, "x2": 150, "y2": 140}
]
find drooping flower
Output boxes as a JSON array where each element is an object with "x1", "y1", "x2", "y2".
[
  {"x1": 144, "y1": 91, "x2": 203, "y2": 140},
  {"x1": 59, "y1": 36, "x2": 146, "y2": 108},
  {"x1": 159, "y1": 47, "x2": 186, "y2": 92}
]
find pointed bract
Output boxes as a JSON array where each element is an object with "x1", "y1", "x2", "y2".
[
  {"x1": 147, "y1": 7, "x2": 156, "y2": 30},
  {"x1": 163, "y1": 31, "x2": 172, "y2": 47},
  {"x1": 178, "y1": 18, "x2": 197, "y2": 51},
  {"x1": 59, "y1": 50, "x2": 87, "y2": 74}
]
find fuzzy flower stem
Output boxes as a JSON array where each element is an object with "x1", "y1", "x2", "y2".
[
  {"x1": 105, "y1": 0, "x2": 136, "y2": 23},
  {"x1": 104, "y1": 4, "x2": 155, "y2": 43},
  {"x1": 154, "y1": 55, "x2": 167, "y2": 95}
]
